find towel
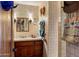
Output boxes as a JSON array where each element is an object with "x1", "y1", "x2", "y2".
[{"x1": 39, "y1": 20, "x2": 45, "y2": 37}]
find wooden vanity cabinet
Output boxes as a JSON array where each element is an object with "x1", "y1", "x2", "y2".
[{"x1": 14, "y1": 40, "x2": 43, "y2": 57}]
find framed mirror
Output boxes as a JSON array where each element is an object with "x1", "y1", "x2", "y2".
[
  {"x1": 16, "y1": 17, "x2": 29, "y2": 32},
  {"x1": 13, "y1": 3, "x2": 39, "y2": 34}
]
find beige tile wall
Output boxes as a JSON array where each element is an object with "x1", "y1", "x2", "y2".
[{"x1": 48, "y1": 1, "x2": 61, "y2": 57}]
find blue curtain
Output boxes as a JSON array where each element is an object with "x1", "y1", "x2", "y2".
[{"x1": 0, "y1": 1, "x2": 14, "y2": 11}]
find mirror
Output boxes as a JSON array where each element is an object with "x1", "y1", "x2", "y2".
[{"x1": 16, "y1": 17, "x2": 29, "y2": 32}]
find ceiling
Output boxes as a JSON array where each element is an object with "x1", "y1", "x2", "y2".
[{"x1": 14, "y1": 1, "x2": 48, "y2": 6}]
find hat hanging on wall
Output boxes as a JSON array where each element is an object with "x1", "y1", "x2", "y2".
[{"x1": 1, "y1": 1, "x2": 14, "y2": 11}]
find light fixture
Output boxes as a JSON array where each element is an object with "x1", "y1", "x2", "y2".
[
  {"x1": 14, "y1": 13, "x2": 17, "y2": 19},
  {"x1": 28, "y1": 12, "x2": 34, "y2": 23},
  {"x1": 14, "y1": 13, "x2": 17, "y2": 23}
]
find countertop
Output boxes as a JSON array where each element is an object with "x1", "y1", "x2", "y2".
[{"x1": 14, "y1": 37, "x2": 42, "y2": 42}]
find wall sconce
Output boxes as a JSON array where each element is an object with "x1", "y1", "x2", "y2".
[
  {"x1": 28, "y1": 12, "x2": 34, "y2": 24},
  {"x1": 14, "y1": 12, "x2": 17, "y2": 23},
  {"x1": 14, "y1": 19, "x2": 16, "y2": 23},
  {"x1": 29, "y1": 19, "x2": 32, "y2": 24}
]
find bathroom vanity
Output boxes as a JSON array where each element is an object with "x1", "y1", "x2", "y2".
[
  {"x1": 13, "y1": 3, "x2": 44, "y2": 57},
  {"x1": 14, "y1": 38, "x2": 43, "y2": 57}
]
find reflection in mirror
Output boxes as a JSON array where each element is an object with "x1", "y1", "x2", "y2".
[{"x1": 16, "y1": 18, "x2": 29, "y2": 32}]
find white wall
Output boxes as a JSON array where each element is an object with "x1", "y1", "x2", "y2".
[
  {"x1": 48, "y1": 1, "x2": 61, "y2": 57},
  {"x1": 14, "y1": 4, "x2": 39, "y2": 18}
]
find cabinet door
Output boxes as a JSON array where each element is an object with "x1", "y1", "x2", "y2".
[
  {"x1": 26, "y1": 46, "x2": 34, "y2": 57},
  {"x1": 34, "y1": 41, "x2": 43, "y2": 57},
  {"x1": 15, "y1": 46, "x2": 34, "y2": 57},
  {"x1": 34, "y1": 48, "x2": 43, "y2": 57}
]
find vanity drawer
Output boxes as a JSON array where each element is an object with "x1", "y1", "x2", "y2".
[
  {"x1": 35, "y1": 40, "x2": 43, "y2": 46},
  {"x1": 15, "y1": 41, "x2": 34, "y2": 47},
  {"x1": 35, "y1": 45, "x2": 42, "y2": 50}
]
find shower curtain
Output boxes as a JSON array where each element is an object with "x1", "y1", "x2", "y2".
[
  {"x1": 0, "y1": 3, "x2": 11, "y2": 56},
  {"x1": 64, "y1": 10, "x2": 79, "y2": 44},
  {"x1": 63, "y1": 9, "x2": 79, "y2": 56}
]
